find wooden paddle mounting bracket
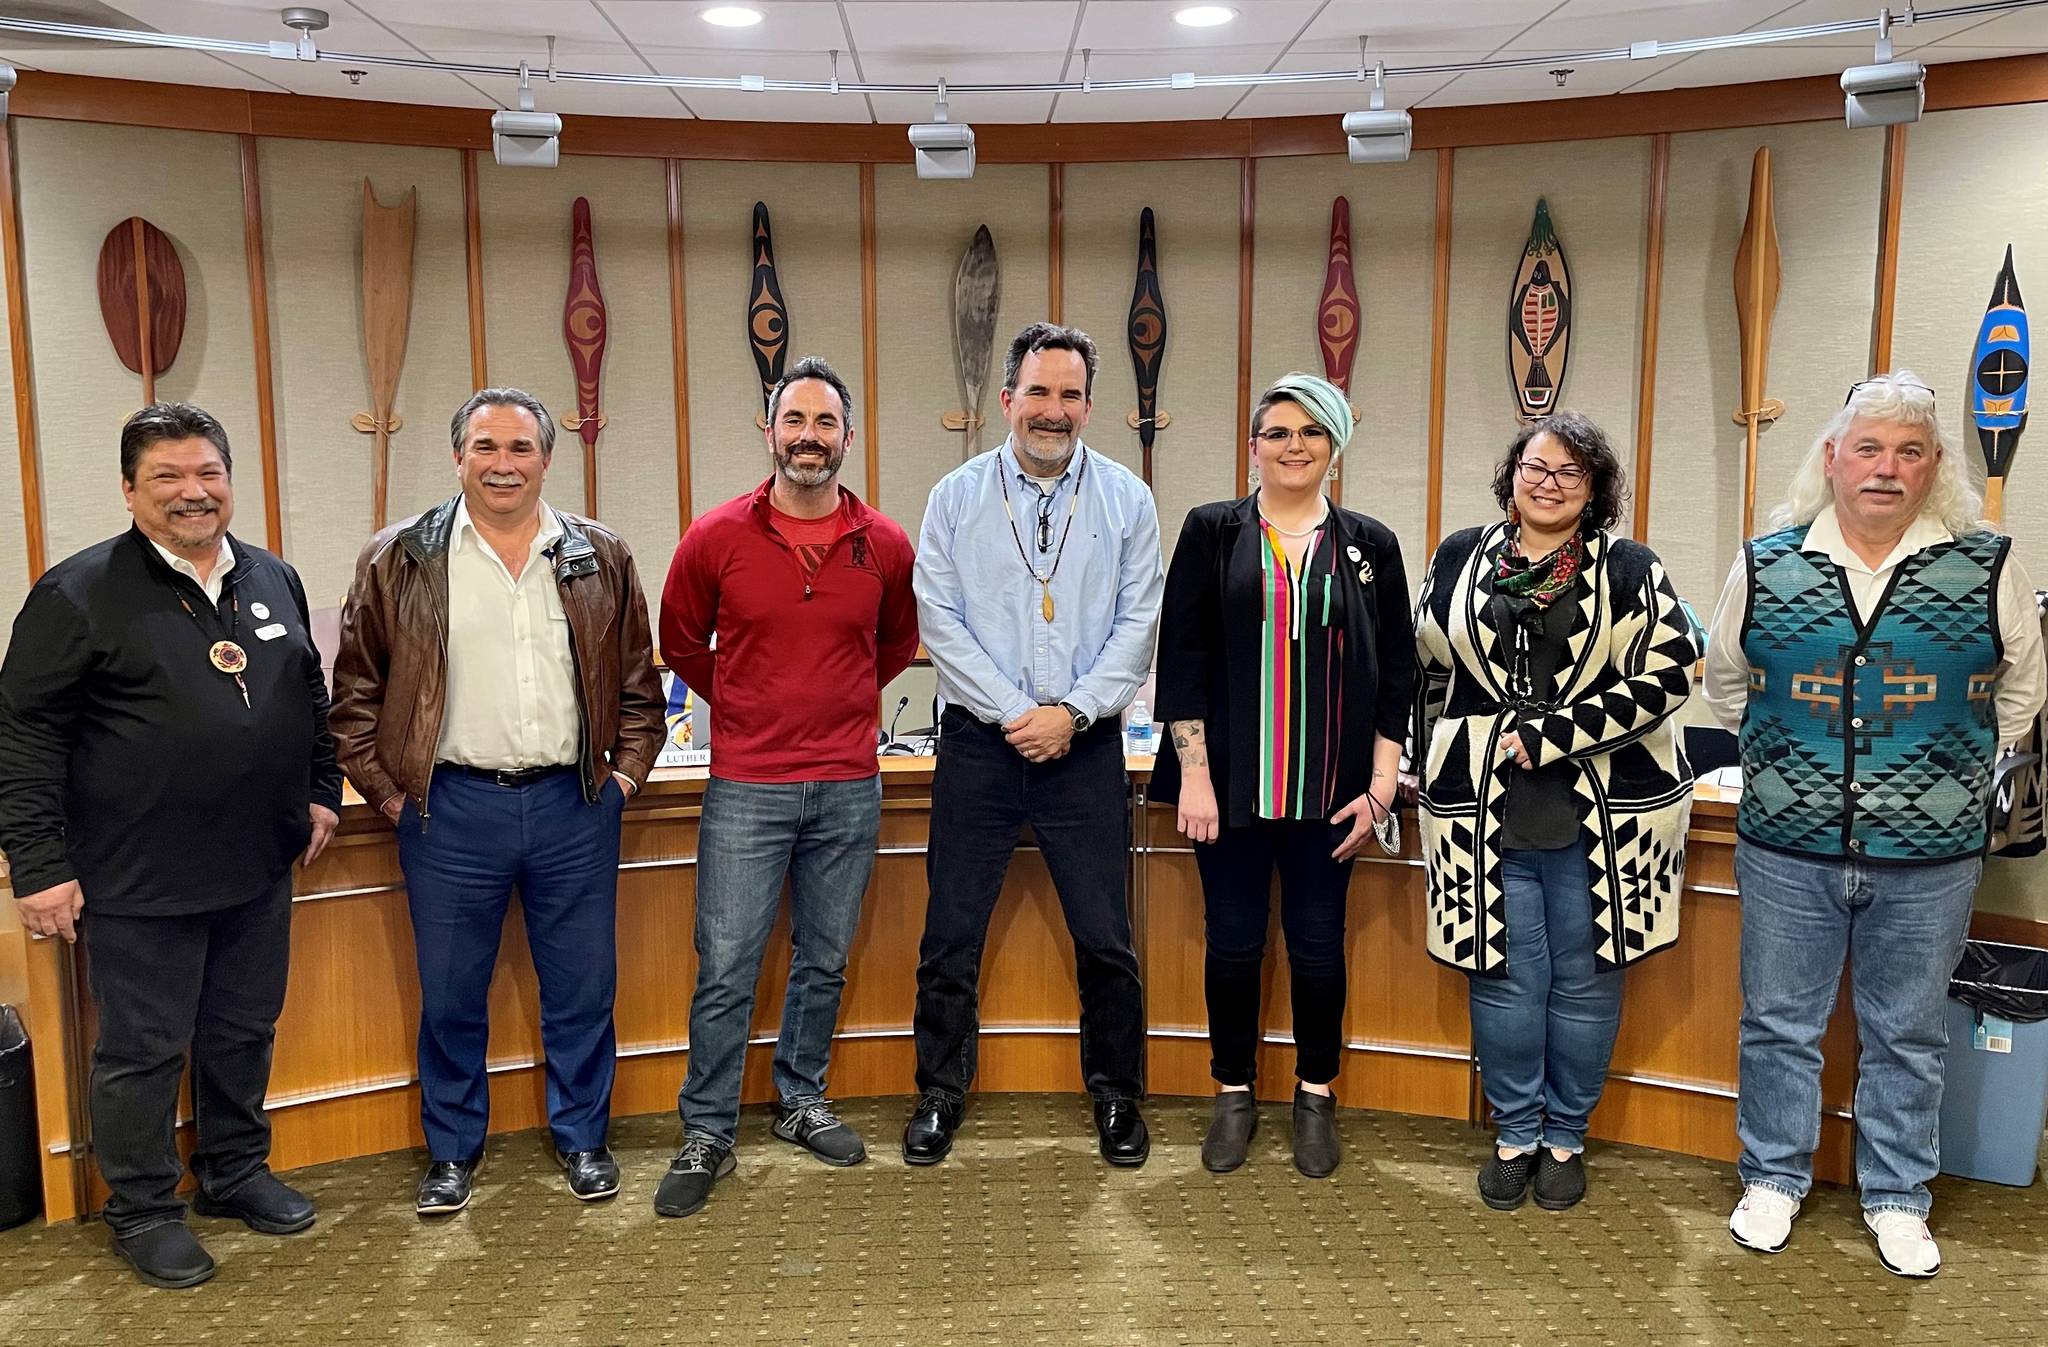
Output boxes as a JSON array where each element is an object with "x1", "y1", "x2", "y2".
[
  {"x1": 350, "y1": 412, "x2": 403, "y2": 434},
  {"x1": 941, "y1": 412, "x2": 987, "y2": 433},
  {"x1": 563, "y1": 413, "x2": 608, "y2": 433},
  {"x1": 1729, "y1": 399, "x2": 1785, "y2": 427},
  {"x1": 1127, "y1": 409, "x2": 1172, "y2": 431}
]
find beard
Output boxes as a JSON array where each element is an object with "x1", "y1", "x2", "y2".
[
  {"x1": 775, "y1": 437, "x2": 845, "y2": 488},
  {"x1": 162, "y1": 503, "x2": 225, "y2": 546},
  {"x1": 1014, "y1": 418, "x2": 1077, "y2": 471}
]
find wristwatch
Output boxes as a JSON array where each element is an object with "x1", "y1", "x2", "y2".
[{"x1": 1060, "y1": 701, "x2": 1091, "y2": 732}]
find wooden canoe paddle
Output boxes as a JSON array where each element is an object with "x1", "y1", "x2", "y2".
[
  {"x1": 352, "y1": 180, "x2": 418, "y2": 532},
  {"x1": 1508, "y1": 198, "x2": 1571, "y2": 423},
  {"x1": 1730, "y1": 147, "x2": 1783, "y2": 541},
  {"x1": 95, "y1": 217, "x2": 186, "y2": 405},
  {"x1": 1126, "y1": 207, "x2": 1169, "y2": 483},
  {"x1": 944, "y1": 224, "x2": 1000, "y2": 457},
  {"x1": 1970, "y1": 245, "x2": 2029, "y2": 526},
  {"x1": 748, "y1": 201, "x2": 789, "y2": 430},
  {"x1": 562, "y1": 196, "x2": 610, "y2": 517},
  {"x1": 1317, "y1": 196, "x2": 1362, "y2": 500}
]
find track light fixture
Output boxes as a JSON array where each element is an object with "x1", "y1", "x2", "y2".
[
  {"x1": 1842, "y1": 7, "x2": 1925, "y2": 128},
  {"x1": 1343, "y1": 59, "x2": 1411, "y2": 165},
  {"x1": 0, "y1": 63, "x2": 14, "y2": 124},
  {"x1": 492, "y1": 61, "x2": 562, "y2": 168},
  {"x1": 909, "y1": 78, "x2": 975, "y2": 181}
]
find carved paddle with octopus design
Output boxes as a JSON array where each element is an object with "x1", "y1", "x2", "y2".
[{"x1": 1317, "y1": 196, "x2": 1361, "y2": 498}]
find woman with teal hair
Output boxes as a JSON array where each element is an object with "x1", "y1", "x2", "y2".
[{"x1": 1150, "y1": 372, "x2": 1416, "y2": 1177}]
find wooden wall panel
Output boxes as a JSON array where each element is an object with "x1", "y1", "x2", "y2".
[
  {"x1": 1063, "y1": 160, "x2": 1240, "y2": 566},
  {"x1": 259, "y1": 139, "x2": 471, "y2": 607},
  {"x1": 681, "y1": 162, "x2": 866, "y2": 517},
  {"x1": 1249, "y1": 151, "x2": 1438, "y2": 585},
  {"x1": 872, "y1": 164, "x2": 1049, "y2": 544},
  {"x1": 1440, "y1": 138, "x2": 1653, "y2": 540},
  {"x1": 1647, "y1": 122, "x2": 1884, "y2": 616},
  {"x1": 14, "y1": 120, "x2": 264, "y2": 571},
  {"x1": 0, "y1": 141, "x2": 27, "y2": 658},
  {"x1": 476, "y1": 154, "x2": 678, "y2": 620}
]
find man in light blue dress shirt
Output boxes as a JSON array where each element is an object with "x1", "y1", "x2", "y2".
[{"x1": 904, "y1": 322, "x2": 1164, "y2": 1168}]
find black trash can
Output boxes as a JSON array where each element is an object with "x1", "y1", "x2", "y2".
[{"x1": 0, "y1": 1005, "x2": 40, "y2": 1229}]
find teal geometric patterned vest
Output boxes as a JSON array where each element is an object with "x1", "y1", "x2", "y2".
[{"x1": 1738, "y1": 524, "x2": 2007, "y2": 862}]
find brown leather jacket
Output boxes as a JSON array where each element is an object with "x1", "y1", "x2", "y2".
[{"x1": 330, "y1": 495, "x2": 666, "y2": 816}]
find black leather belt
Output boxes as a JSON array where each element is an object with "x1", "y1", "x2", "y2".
[{"x1": 438, "y1": 762, "x2": 576, "y2": 789}]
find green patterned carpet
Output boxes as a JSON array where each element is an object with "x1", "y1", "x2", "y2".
[{"x1": 1, "y1": 1095, "x2": 2043, "y2": 1346}]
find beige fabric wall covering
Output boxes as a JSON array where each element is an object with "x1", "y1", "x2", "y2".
[
  {"x1": 682, "y1": 162, "x2": 865, "y2": 522},
  {"x1": 1250, "y1": 151, "x2": 1437, "y2": 588},
  {"x1": 1063, "y1": 160, "x2": 1241, "y2": 568},
  {"x1": 0, "y1": 240, "x2": 26, "y2": 659},
  {"x1": 261, "y1": 139, "x2": 472, "y2": 607},
  {"x1": 1441, "y1": 140, "x2": 1651, "y2": 554},
  {"x1": 16, "y1": 121, "x2": 264, "y2": 573},
  {"x1": 1649, "y1": 123, "x2": 1883, "y2": 615},
  {"x1": 873, "y1": 164, "x2": 1049, "y2": 544},
  {"x1": 479, "y1": 154, "x2": 678, "y2": 622}
]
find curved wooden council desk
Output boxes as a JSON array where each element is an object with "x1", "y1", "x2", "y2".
[{"x1": 16, "y1": 762, "x2": 1855, "y2": 1222}]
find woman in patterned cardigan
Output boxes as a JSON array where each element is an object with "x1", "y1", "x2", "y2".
[{"x1": 1412, "y1": 411, "x2": 1697, "y2": 1212}]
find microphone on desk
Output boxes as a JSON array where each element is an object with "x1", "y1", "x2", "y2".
[{"x1": 879, "y1": 696, "x2": 911, "y2": 752}]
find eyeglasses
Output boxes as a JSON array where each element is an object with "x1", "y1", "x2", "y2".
[
  {"x1": 1254, "y1": 425, "x2": 1332, "y2": 447},
  {"x1": 1844, "y1": 378, "x2": 1936, "y2": 408},
  {"x1": 1514, "y1": 460, "x2": 1589, "y2": 490},
  {"x1": 1035, "y1": 490, "x2": 1056, "y2": 552}
]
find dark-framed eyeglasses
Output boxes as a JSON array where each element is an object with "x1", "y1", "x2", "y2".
[
  {"x1": 1035, "y1": 491, "x2": 1056, "y2": 552},
  {"x1": 1844, "y1": 377, "x2": 1936, "y2": 408},
  {"x1": 1253, "y1": 425, "x2": 1332, "y2": 447},
  {"x1": 1514, "y1": 460, "x2": 1589, "y2": 490}
]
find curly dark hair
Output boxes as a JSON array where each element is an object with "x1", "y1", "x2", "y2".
[{"x1": 1489, "y1": 410, "x2": 1627, "y2": 533}]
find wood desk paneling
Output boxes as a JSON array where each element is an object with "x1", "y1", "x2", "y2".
[{"x1": 20, "y1": 768, "x2": 1857, "y2": 1222}]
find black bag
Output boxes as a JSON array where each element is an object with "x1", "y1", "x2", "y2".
[{"x1": 1949, "y1": 941, "x2": 2048, "y2": 1024}]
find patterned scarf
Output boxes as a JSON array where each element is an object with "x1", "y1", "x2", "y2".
[{"x1": 1492, "y1": 530, "x2": 1584, "y2": 636}]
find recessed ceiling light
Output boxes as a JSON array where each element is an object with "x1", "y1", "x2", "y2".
[
  {"x1": 702, "y1": 6, "x2": 764, "y2": 28},
  {"x1": 1173, "y1": 5, "x2": 1237, "y2": 27}
]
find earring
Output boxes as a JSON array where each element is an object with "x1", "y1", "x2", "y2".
[{"x1": 1507, "y1": 501, "x2": 1521, "y2": 526}]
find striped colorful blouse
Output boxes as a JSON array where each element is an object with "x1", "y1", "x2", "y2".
[{"x1": 1256, "y1": 520, "x2": 1344, "y2": 820}]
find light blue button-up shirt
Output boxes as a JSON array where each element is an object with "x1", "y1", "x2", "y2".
[{"x1": 914, "y1": 438, "x2": 1164, "y2": 727}]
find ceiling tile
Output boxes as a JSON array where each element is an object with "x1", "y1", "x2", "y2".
[
  {"x1": 1419, "y1": 49, "x2": 1656, "y2": 107},
  {"x1": 844, "y1": 1, "x2": 1073, "y2": 56},
  {"x1": 213, "y1": 51, "x2": 501, "y2": 105},
  {"x1": 1295, "y1": 0, "x2": 1558, "y2": 52},
  {"x1": 677, "y1": 86, "x2": 873, "y2": 121},
  {"x1": 0, "y1": 42, "x2": 286, "y2": 90},
  {"x1": 603, "y1": 0, "x2": 846, "y2": 55},
  {"x1": 1618, "y1": 37, "x2": 1882, "y2": 94},
  {"x1": 426, "y1": 50, "x2": 692, "y2": 115},
  {"x1": 1911, "y1": 9, "x2": 2048, "y2": 48},
  {"x1": 348, "y1": 0, "x2": 624, "y2": 52},
  {"x1": 1072, "y1": 0, "x2": 1323, "y2": 53},
  {"x1": 98, "y1": 0, "x2": 415, "y2": 53},
  {"x1": 1498, "y1": 1, "x2": 1795, "y2": 54},
  {"x1": 869, "y1": 90, "x2": 1055, "y2": 124},
  {"x1": 1228, "y1": 45, "x2": 1469, "y2": 118}
]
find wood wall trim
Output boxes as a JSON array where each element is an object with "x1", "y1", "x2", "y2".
[
  {"x1": 1632, "y1": 133, "x2": 1670, "y2": 540},
  {"x1": 0, "y1": 124, "x2": 45, "y2": 581},
  {"x1": 14, "y1": 54, "x2": 2048, "y2": 165},
  {"x1": 1870, "y1": 122, "x2": 1908, "y2": 375},
  {"x1": 1235, "y1": 158, "x2": 1254, "y2": 497},
  {"x1": 1425, "y1": 149, "x2": 1454, "y2": 553},
  {"x1": 1048, "y1": 163, "x2": 1064, "y2": 324},
  {"x1": 461, "y1": 149, "x2": 487, "y2": 390},
  {"x1": 239, "y1": 134, "x2": 283, "y2": 554},
  {"x1": 859, "y1": 162, "x2": 879, "y2": 506},
  {"x1": 665, "y1": 158, "x2": 691, "y2": 532}
]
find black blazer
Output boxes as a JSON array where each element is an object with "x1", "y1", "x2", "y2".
[{"x1": 1151, "y1": 494, "x2": 1416, "y2": 828}]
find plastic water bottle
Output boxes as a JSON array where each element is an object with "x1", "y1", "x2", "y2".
[{"x1": 1126, "y1": 700, "x2": 1154, "y2": 756}]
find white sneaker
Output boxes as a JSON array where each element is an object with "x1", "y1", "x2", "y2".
[
  {"x1": 1728, "y1": 1184, "x2": 1800, "y2": 1253},
  {"x1": 1864, "y1": 1209, "x2": 1942, "y2": 1278}
]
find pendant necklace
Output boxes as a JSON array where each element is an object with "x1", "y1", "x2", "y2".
[
  {"x1": 999, "y1": 448, "x2": 1088, "y2": 623},
  {"x1": 171, "y1": 579, "x2": 249, "y2": 707}
]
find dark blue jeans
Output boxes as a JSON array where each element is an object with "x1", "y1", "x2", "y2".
[
  {"x1": 678, "y1": 774, "x2": 882, "y2": 1149},
  {"x1": 397, "y1": 766, "x2": 625, "y2": 1160},
  {"x1": 1466, "y1": 842, "x2": 1624, "y2": 1154},
  {"x1": 913, "y1": 709, "x2": 1144, "y2": 1102}
]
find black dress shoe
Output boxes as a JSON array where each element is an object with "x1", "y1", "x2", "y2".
[
  {"x1": 1201, "y1": 1091, "x2": 1259, "y2": 1174},
  {"x1": 113, "y1": 1222, "x2": 216, "y2": 1289},
  {"x1": 902, "y1": 1092, "x2": 965, "y2": 1165},
  {"x1": 1292, "y1": 1087, "x2": 1340, "y2": 1179},
  {"x1": 415, "y1": 1156, "x2": 482, "y2": 1216},
  {"x1": 1094, "y1": 1098, "x2": 1150, "y2": 1167},
  {"x1": 193, "y1": 1170, "x2": 317, "y2": 1234},
  {"x1": 557, "y1": 1147, "x2": 622, "y2": 1201}
]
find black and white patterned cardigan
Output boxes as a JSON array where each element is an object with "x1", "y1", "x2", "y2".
[{"x1": 1412, "y1": 523, "x2": 1699, "y2": 977}]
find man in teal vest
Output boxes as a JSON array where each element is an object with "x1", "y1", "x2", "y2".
[{"x1": 1703, "y1": 371, "x2": 2043, "y2": 1278}]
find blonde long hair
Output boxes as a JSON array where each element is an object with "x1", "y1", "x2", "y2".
[{"x1": 1767, "y1": 369, "x2": 1986, "y2": 536}]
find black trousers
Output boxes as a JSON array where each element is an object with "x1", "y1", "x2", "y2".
[
  {"x1": 913, "y1": 708, "x2": 1145, "y2": 1101},
  {"x1": 80, "y1": 877, "x2": 291, "y2": 1235},
  {"x1": 1194, "y1": 817, "x2": 1355, "y2": 1086}
]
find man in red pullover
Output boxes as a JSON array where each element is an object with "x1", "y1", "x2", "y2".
[{"x1": 653, "y1": 355, "x2": 918, "y2": 1219}]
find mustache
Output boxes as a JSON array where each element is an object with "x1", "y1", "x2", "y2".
[
  {"x1": 168, "y1": 503, "x2": 217, "y2": 515},
  {"x1": 1026, "y1": 419, "x2": 1073, "y2": 434},
  {"x1": 1861, "y1": 481, "x2": 1904, "y2": 494}
]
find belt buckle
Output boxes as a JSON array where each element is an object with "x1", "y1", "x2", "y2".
[{"x1": 493, "y1": 768, "x2": 527, "y2": 789}]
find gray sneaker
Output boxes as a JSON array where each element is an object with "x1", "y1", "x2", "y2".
[
  {"x1": 773, "y1": 1100, "x2": 868, "y2": 1166},
  {"x1": 653, "y1": 1137, "x2": 734, "y2": 1218}
]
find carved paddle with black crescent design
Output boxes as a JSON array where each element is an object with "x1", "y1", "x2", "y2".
[
  {"x1": 1127, "y1": 207, "x2": 1168, "y2": 483},
  {"x1": 748, "y1": 201, "x2": 789, "y2": 427}
]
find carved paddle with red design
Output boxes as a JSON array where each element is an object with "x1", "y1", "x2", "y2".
[
  {"x1": 96, "y1": 217, "x2": 186, "y2": 405},
  {"x1": 1317, "y1": 196, "x2": 1361, "y2": 499},
  {"x1": 562, "y1": 196, "x2": 609, "y2": 516}
]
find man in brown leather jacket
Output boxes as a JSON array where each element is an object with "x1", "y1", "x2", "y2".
[{"x1": 331, "y1": 386, "x2": 664, "y2": 1216}]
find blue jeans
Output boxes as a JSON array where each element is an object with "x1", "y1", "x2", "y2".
[
  {"x1": 1467, "y1": 843, "x2": 1624, "y2": 1154},
  {"x1": 678, "y1": 774, "x2": 882, "y2": 1148},
  {"x1": 1735, "y1": 842, "x2": 1981, "y2": 1216},
  {"x1": 397, "y1": 767, "x2": 625, "y2": 1160}
]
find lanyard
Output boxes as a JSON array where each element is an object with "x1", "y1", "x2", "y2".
[{"x1": 172, "y1": 583, "x2": 250, "y2": 709}]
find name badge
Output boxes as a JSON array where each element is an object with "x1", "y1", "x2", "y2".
[
  {"x1": 255, "y1": 622, "x2": 288, "y2": 641},
  {"x1": 250, "y1": 601, "x2": 271, "y2": 620}
]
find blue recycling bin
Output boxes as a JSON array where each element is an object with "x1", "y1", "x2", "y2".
[{"x1": 1938, "y1": 941, "x2": 2048, "y2": 1187}]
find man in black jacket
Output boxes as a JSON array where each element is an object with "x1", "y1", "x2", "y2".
[{"x1": 0, "y1": 403, "x2": 342, "y2": 1289}]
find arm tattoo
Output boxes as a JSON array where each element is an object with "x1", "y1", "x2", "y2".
[{"x1": 1168, "y1": 719, "x2": 1208, "y2": 769}]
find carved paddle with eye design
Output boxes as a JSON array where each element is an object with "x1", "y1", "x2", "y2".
[
  {"x1": 1126, "y1": 207, "x2": 1168, "y2": 483},
  {"x1": 748, "y1": 201, "x2": 789, "y2": 429},
  {"x1": 1317, "y1": 196, "x2": 1362, "y2": 499},
  {"x1": 1971, "y1": 245, "x2": 2029, "y2": 526},
  {"x1": 1507, "y1": 198, "x2": 1571, "y2": 423},
  {"x1": 95, "y1": 216, "x2": 186, "y2": 405},
  {"x1": 562, "y1": 197, "x2": 610, "y2": 516}
]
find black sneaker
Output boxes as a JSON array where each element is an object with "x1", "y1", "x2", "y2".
[
  {"x1": 192, "y1": 1170, "x2": 316, "y2": 1234},
  {"x1": 1534, "y1": 1149, "x2": 1586, "y2": 1210},
  {"x1": 1478, "y1": 1150, "x2": 1537, "y2": 1210},
  {"x1": 773, "y1": 1100, "x2": 868, "y2": 1166},
  {"x1": 653, "y1": 1137, "x2": 735, "y2": 1218},
  {"x1": 112, "y1": 1221, "x2": 215, "y2": 1289}
]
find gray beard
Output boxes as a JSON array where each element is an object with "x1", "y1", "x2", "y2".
[{"x1": 779, "y1": 459, "x2": 837, "y2": 489}]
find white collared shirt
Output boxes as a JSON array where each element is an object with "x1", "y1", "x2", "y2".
[
  {"x1": 1703, "y1": 504, "x2": 2046, "y2": 751},
  {"x1": 150, "y1": 535, "x2": 235, "y2": 607},
  {"x1": 435, "y1": 498, "x2": 582, "y2": 770}
]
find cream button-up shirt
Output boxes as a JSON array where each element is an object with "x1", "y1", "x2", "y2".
[
  {"x1": 434, "y1": 498, "x2": 582, "y2": 770},
  {"x1": 150, "y1": 535, "x2": 235, "y2": 607},
  {"x1": 1703, "y1": 504, "x2": 2046, "y2": 752}
]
